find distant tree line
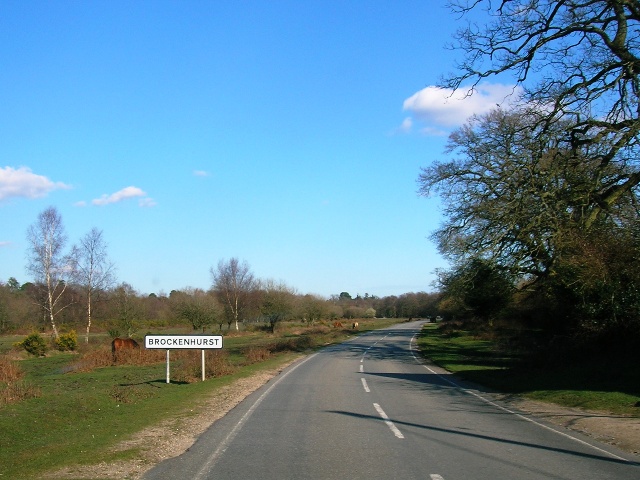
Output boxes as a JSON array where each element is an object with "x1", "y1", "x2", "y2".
[
  {"x1": 0, "y1": 272, "x2": 439, "y2": 337},
  {"x1": 0, "y1": 206, "x2": 440, "y2": 337}
]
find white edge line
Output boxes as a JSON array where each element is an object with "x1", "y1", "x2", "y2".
[
  {"x1": 409, "y1": 334, "x2": 631, "y2": 462},
  {"x1": 193, "y1": 353, "x2": 318, "y2": 479}
]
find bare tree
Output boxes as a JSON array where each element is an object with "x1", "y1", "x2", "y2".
[
  {"x1": 26, "y1": 206, "x2": 74, "y2": 338},
  {"x1": 210, "y1": 258, "x2": 257, "y2": 331},
  {"x1": 443, "y1": 0, "x2": 640, "y2": 224},
  {"x1": 72, "y1": 228, "x2": 116, "y2": 343},
  {"x1": 419, "y1": 107, "x2": 638, "y2": 278}
]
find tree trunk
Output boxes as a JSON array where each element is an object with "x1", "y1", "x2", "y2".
[
  {"x1": 234, "y1": 297, "x2": 239, "y2": 331},
  {"x1": 85, "y1": 290, "x2": 92, "y2": 344},
  {"x1": 47, "y1": 290, "x2": 59, "y2": 339},
  {"x1": 49, "y1": 311, "x2": 59, "y2": 338}
]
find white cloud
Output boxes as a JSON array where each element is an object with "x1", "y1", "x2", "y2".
[
  {"x1": 0, "y1": 166, "x2": 70, "y2": 201},
  {"x1": 138, "y1": 197, "x2": 157, "y2": 208},
  {"x1": 398, "y1": 117, "x2": 413, "y2": 133},
  {"x1": 92, "y1": 186, "x2": 154, "y2": 206},
  {"x1": 0, "y1": 241, "x2": 11, "y2": 248},
  {"x1": 193, "y1": 170, "x2": 210, "y2": 177},
  {"x1": 401, "y1": 83, "x2": 522, "y2": 134}
]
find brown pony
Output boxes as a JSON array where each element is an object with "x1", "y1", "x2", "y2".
[{"x1": 111, "y1": 337, "x2": 140, "y2": 362}]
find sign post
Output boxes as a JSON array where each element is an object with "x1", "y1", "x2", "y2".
[
  {"x1": 145, "y1": 335, "x2": 224, "y2": 384},
  {"x1": 166, "y1": 350, "x2": 170, "y2": 384}
]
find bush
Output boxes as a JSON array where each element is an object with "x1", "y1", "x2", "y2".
[
  {"x1": 15, "y1": 332, "x2": 48, "y2": 357},
  {"x1": 56, "y1": 330, "x2": 78, "y2": 351}
]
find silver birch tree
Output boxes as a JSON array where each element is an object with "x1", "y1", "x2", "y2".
[
  {"x1": 26, "y1": 206, "x2": 74, "y2": 338},
  {"x1": 72, "y1": 228, "x2": 116, "y2": 343}
]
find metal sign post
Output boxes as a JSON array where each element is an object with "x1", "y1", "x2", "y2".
[
  {"x1": 166, "y1": 350, "x2": 170, "y2": 384},
  {"x1": 144, "y1": 335, "x2": 224, "y2": 384}
]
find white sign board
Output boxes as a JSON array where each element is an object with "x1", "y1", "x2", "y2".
[{"x1": 144, "y1": 335, "x2": 223, "y2": 349}]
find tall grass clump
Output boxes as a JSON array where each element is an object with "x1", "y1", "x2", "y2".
[
  {"x1": 0, "y1": 356, "x2": 40, "y2": 405},
  {"x1": 172, "y1": 350, "x2": 236, "y2": 383},
  {"x1": 243, "y1": 346, "x2": 272, "y2": 364}
]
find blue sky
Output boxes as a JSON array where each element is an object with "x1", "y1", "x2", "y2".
[{"x1": 0, "y1": 1, "x2": 514, "y2": 298}]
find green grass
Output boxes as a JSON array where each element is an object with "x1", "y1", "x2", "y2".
[
  {"x1": 0, "y1": 318, "x2": 399, "y2": 479},
  {"x1": 0, "y1": 354, "x2": 239, "y2": 478},
  {"x1": 417, "y1": 324, "x2": 640, "y2": 416}
]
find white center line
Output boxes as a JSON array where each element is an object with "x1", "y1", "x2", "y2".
[
  {"x1": 361, "y1": 378, "x2": 370, "y2": 392},
  {"x1": 373, "y1": 403, "x2": 404, "y2": 439},
  {"x1": 359, "y1": 364, "x2": 364, "y2": 373},
  {"x1": 430, "y1": 475, "x2": 444, "y2": 480}
]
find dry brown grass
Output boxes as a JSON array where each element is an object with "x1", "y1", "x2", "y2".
[
  {"x1": 67, "y1": 345, "x2": 166, "y2": 373},
  {"x1": 243, "y1": 346, "x2": 273, "y2": 364},
  {"x1": 0, "y1": 355, "x2": 40, "y2": 405},
  {"x1": 112, "y1": 347, "x2": 166, "y2": 366},
  {"x1": 172, "y1": 350, "x2": 236, "y2": 383},
  {"x1": 66, "y1": 343, "x2": 235, "y2": 384},
  {"x1": 0, "y1": 356, "x2": 22, "y2": 383}
]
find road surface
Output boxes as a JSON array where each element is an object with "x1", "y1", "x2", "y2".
[{"x1": 144, "y1": 321, "x2": 639, "y2": 479}]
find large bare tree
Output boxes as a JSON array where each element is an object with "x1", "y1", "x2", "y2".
[
  {"x1": 419, "y1": 107, "x2": 638, "y2": 278},
  {"x1": 72, "y1": 228, "x2": 116, "y2": 343},
  {"x1": 210, "y1": 258, "x2": 257, "y2": 331},
  {"x1": 26, "y1": 206, "x2": 74, "y2": 338},
  {"x1": 443, "y1": 0, "x2": 640, "y2": 224}
]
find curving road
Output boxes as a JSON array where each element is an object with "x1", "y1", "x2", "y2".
[{"x1": 144, "y1": 321, "x2": 640, "y2": 479}]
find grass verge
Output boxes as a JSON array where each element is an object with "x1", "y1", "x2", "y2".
[{"x1": 417, "y1": 323, "x2": 640, "y2": 416}]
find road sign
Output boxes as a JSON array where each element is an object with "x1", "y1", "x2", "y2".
[
  {"x1": 144, "y1": 335, "x2": 224, "y2": 383},
  {"x1": 144, "y1": 334, "x2": 223, "y2": 349}
]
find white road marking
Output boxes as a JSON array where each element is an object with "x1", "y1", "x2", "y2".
[
  {"x1": 430, "y1": 475, "x2": 444, "y2": 480},
  {"x1": 373, "y1": 402, "x2": 404, "y2": 439},
  {"x1": 192, "y1": 353, "x2": 318, "y2": 479},
  {"x1": 409, "y1": 334, "x2": 631, "y2": 462},
  {"x1": 359, "y1": 364, "x2": 364, "y2": 373},
  {"x1": 361, "y1": 378, "x2": 370, "y2": 392}
]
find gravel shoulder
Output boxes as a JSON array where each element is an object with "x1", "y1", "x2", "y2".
[{"x1": 46, "y1": 357, "x2": 639, "y2": 479}]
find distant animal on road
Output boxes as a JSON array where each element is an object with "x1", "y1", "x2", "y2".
[
  {"x1": 352, "y1": 322, "x2": 359, "y2": 329},
  {"x1": 111, "y1": 337, "x2": 140, "y2": 362}
]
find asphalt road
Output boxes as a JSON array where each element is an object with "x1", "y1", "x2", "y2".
[{"x1": 144, "y1": 321, "x2": 640, "y2": 479}]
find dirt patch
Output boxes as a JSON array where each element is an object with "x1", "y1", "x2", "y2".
[{"x1": 45, "y1": 359, "x2": 639, "y2": 479}]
